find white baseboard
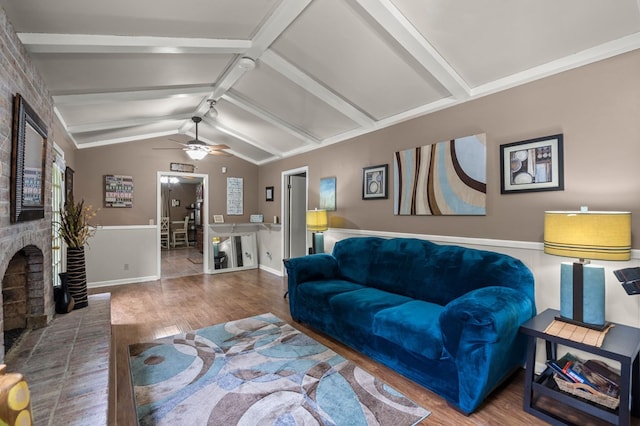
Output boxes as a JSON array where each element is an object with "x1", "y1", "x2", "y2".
[
  {"x1": 88, "y1": 275, "x2": 159, "y2": 288},
  {"x1": 259, "y1": 264, "x2": 283, "y2": 276}
]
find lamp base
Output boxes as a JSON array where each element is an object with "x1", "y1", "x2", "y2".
[
  {"x1": 554, "y1": 315, "x2": 610, "y2": 332},
  {"x1": 560, "y1": 262, "x2": 606, "y2": 327}
]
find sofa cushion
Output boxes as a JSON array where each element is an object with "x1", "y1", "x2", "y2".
[
  {"x1": 373, "y1": 300, "x2": 445, "y2": 360},
  {"x1": 296, "y1": 280, "x2": 364, "y2": 307},
  {"x1": 329, "y1": 288, "x2": 413, "y2": 332}
]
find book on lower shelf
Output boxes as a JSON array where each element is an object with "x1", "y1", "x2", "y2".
[{"x1": 550, "y1": 352, "x2": 620, "y2": 400}]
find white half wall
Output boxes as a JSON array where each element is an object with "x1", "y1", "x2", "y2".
[{"x1": 85, "y1": 225, "x2": 159, "y2": 287}]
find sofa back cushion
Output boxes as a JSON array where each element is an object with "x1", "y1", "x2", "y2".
[{"x1": 332, "y1": 237, "x2": 534, "y2": 307}]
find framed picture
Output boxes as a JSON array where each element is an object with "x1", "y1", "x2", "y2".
[
  {"x1": 319, "y1": 177, "x2": 336, "y2": 211},
  {"x1": 65, "y1": 167, "x2": 75, "y2": 202},
  {"x1": 362, "y1": 164, "x2": 388, "y2": 199},
  {"x1": 104, "y1": 174, "x2": 134, "y2": 207},
  {"x1": 500, "y1": 134, "x2": 564, "y2": 194},
  {"x1": 10, "y1": 93, "x2": 48, "y2": 223},
  {"x1": 265, "y1": 186, "x2": 274, "y2": 202},
  {"x1": 213, "y1": 214, "x2": 224, "y2": 223},
  {"x1": 170, "y1": 162, "x2": 195, "y2": 173}
]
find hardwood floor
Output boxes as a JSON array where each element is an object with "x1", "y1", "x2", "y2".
[
  {"x1": 161, "y1": 246, "x2": 203, "y2": 279},
  {"x1": 92, "y1": 270, "x2": 634, "y2": 425}
]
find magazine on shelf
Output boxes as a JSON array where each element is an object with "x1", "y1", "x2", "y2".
[{"x1": 553, "y1": 353, "x2": 620, "y2": 399}]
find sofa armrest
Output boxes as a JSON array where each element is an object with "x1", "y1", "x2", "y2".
[
  {"x1": 440, "y1": 286, "x2": 535, "y2": 358},
  {"x1": 283, "y1": 254, "x2": 340, "y2": 285},
  {"x1": 283, "y1": 254, "x2": 341, "y2": 321},
  {"x1": 439, "y1": 286, "x2": 535, "y2": 413}
]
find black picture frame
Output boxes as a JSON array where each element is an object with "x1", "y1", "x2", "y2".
[
  {"x1": 500, "y1": 134, "x2": 564, "y2": 194},
  {"x1": 265, "y1": 186, "x2": 274, "y2": 202},
  {"x1": 10, "y1": 93, "x2": 48, "y2": 223},
  {"x1": 362, "y1": 164, "x2": 388, "y2": 199},
  {"x1": 65, "y1": 166, "x2": 74, "y2": 202}
]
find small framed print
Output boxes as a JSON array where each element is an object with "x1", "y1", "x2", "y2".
[
  {"x1": 265, "y1": 186, "x2": 274, "y2": 202},
  {"x1": 170, "y1": 162, "x2": 195, "y2": 173},
  {"x1": 500, "y1": 134, "x2": 564, "y2": 194},
  {"x1": 362, "y1": 164, "x2": 388, "y2": 199},
  {"x1": 213, "y1": 214, "x2": 224, "y2": 223},
  {"x1": 319, "y1": 177, "x2": 336, "y2": 211}
]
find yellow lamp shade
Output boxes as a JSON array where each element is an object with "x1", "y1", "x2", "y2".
[
  {"x1": 307, "y1": 209, "x2": 328, "y2": 232},
  {"x1": 544, "y1": 211, "x2": 631, "y2": 261}
]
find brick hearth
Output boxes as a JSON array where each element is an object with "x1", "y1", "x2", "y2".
[{"x1": 4, "y1": 294, "x2": 111, "y2": 425}]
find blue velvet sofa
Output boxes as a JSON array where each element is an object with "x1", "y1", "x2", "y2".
[{"x1": 283, "y1": 237, "x2": 536, "y2": 414}]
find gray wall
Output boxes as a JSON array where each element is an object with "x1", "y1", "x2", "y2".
[
  {"x1": 73, "y1": 136, "x2": 259, "y2": 226},
  {"x1": 259, "y1": 49, "x2": 640, "y2": 246}
]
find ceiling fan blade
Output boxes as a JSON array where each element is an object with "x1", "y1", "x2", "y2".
[
  {"x1": 152, "y1": 147, "x2": 184, "y2": 150},
  {"x1": 208, "y1": 151, "x2": 232, "y2": 156},
  {"x1": 208, "y1": 144, "x2": 230, "y2": 150}
]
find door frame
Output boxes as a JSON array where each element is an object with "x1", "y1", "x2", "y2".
[
  {"x1": 156, "y1": 171, "x2": 209, "y2": 278},
  {"x1": 281, "y1": 166, "x2": 308, "y2": 274}
]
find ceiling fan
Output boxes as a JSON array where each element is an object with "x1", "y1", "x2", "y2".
[{"x1": 154, "y1": 116, "x2": 230, "y2": 160}]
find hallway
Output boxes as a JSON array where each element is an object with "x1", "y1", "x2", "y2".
[{"x1": 161, "y1": 246, "x2": 203, "y2": 279}]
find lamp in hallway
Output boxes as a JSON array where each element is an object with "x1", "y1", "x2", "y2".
[
  {"x1": 307, "y1": 209, "x2": 328, "y2": 254},
  {"x1": 544, "y1": 209, "x2": 631, "y2": 330}
]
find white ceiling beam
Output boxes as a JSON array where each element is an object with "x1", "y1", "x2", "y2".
[
  {"x1": 182, "y1": 0, "x2": 313, "y2": 131},
  {"x1": 67, "y1": 113, "x2": 193, "y2": 134},
  {"x1": 53, "y1": 85, "x2": 212, "y2": 105},
  {"x1": 222, "y1": 91, "x2": 320, "y2": 144},
  {"x1": 201, "y1": 116, "x2": 284, "y2": 158},
  {"x1": 18, "y1": 33, "x2": 251, "y2": 54},
  {"x1": 75, "y1": 130, "x2": 179, "y2": 149},
  {"x1": 260, "y1": 50, "x2": 375, "y2": 128},
  {"x1": 354, "y1": 0, "x2": 470, "y2": 99},
  {"x1": 245, "y1": 0, "x2": 313, "y2": 57}
]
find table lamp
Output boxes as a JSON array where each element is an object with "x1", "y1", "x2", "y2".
[
  {"x1": 544, "y1": 209, "x2": 631, "y2": 330},
  {"x1": 307, "y1": 209, "x2": 328, "y2": 254}
]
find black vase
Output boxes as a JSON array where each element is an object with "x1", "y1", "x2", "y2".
[
  {"x1": 67, "y1": 247, "x2": 88, "y2": 309},
  {"x1": 56, "y1": 272, "x2": 75, "y2": 314}
]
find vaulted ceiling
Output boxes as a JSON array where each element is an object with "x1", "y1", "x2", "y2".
[{"x1": 2, "y1": 0, "x2": 639, "y2": 165}]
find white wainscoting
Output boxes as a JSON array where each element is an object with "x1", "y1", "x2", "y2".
[
  {"x1": 85, "y1": 225, "x2": 159, "y2": 287},
  {"x1": 257, "y1": 225, "x2": 284, "y2": 276},
  {"x1": 85, "y1": 224, "x2": 640, "y2": 328},
  {"x1": 323, "y1": 228, "x2": 640, "y2": 328}
]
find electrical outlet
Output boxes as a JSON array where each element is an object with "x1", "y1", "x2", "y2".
[{"x1": 124, "y1": 263, "x2": 129, "y2": 271}]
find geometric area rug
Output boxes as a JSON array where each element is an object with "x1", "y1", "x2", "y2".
[{"x1": 129, "y1": 313, "x2": 431, "y2": 425}]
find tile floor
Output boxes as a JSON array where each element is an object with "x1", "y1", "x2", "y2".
[{"x1": 4, "y1": 293, "x2": 111, "y2": 426}]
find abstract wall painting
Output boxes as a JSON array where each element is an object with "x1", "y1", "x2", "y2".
[{"x1": 394, "y1": 134, "x2": 486, "y2": 216}]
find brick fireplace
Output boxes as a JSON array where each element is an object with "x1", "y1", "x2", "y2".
[
  {"x1": 0, "y1": 7, "x2": 55, "y2": 361},
  {"x1": 0, "y1": 236, "x2": 53, "y2": 360}
]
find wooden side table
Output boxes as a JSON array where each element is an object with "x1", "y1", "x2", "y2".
[{"x1": 520, "y1": 308, "x2": 640, "y2": 425}]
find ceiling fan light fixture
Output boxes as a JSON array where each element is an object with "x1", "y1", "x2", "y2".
[
  {"x1": 186, "y1": 149, "x2": 208, "y2": 161},
  {"x1": 207, "y1": 99, "x2": 218, "y2": 119},
  {"x1": 237, "y1": 57, "x2": 256, "y2": 71}
]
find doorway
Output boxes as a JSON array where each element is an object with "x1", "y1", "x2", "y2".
[
  {"x1": 156, "y1": 171, "x2": 209, "y2": 278},
  {"x1": 282, "y1": 167, "x2": 308, "y2": 272}
]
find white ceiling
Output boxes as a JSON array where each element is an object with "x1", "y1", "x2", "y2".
[{"x1": 2, "y1": 0, "x2": 640, "y2": 165}]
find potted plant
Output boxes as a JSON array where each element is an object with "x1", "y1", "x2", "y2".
[{"x1": 57, "y1": 196, "x2": 98, "y2": 310}]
